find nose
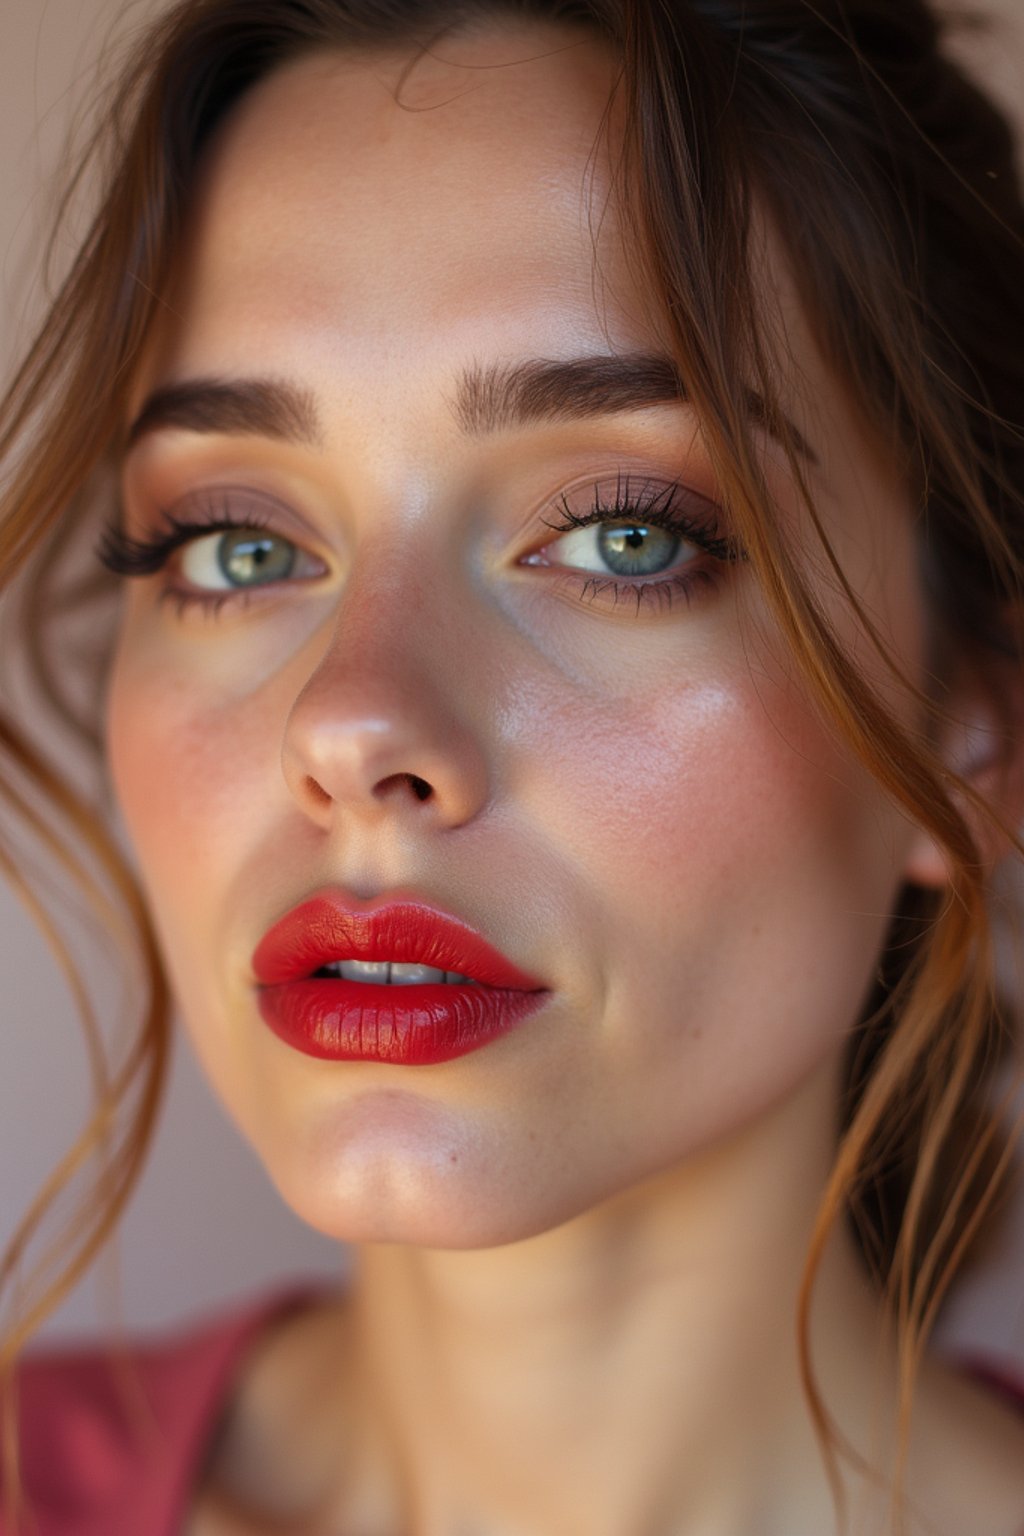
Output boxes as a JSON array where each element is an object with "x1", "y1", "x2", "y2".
[{"x1": 280, "y1": 569, "x2": 491, "y2": 833}]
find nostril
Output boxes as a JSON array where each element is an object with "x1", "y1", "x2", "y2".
[
  {"x1": 305, "y1": 775, "x2": 331, "y2": 807},
  {"x1": 370, "y1": 771, "x2": 435, "y2": 803}
]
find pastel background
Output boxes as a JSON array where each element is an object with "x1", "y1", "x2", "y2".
[{"x1": 0, "y1": 0, "x2": 1022, "y2": 1365}]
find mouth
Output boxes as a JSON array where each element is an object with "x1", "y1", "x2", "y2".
[
  {"x1": 250, "y1": 890, "x2": 549, "y2": 1065},
  {"x1": 251, "y1": 890, "x2": 547, "y2": 991}
]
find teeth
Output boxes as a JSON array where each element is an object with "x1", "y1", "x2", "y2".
[
  {"x1": 388, "y1": 962, "x2": 445, "y2": 986},
  {"x1": 317, "y1": 960, "x2": 477, "y2": 986},
  {"x1": 339, "y1": 960, "x2": 390, "y2": 983}
]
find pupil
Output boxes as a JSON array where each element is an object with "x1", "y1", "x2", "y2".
[
  {"x1": 221, "y1": 531, "x2": 295, "y2": 586},
  {"x1": 598, "y1": 523, "x2": 679, "y2": 578}
]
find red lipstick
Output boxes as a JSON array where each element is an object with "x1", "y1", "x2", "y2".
[{"x1": 251, "y1": 892, "x2": 549, "y2": 1064}]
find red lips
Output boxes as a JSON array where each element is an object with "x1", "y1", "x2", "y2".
[
  {"x1": 251, "y1": 893, "x2": 546, "y2": 989},
  {"x1": 250, "y1": 891, "x2": 550, "y2": 1065}
]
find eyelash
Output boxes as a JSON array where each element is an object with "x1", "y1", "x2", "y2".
[
  {"x1": 538, "y1": 477, "x2": 742, "y2": 615},
  {"x1": 95, "y1": 478, "x2": 744, "y2": 621},
  {"x1": 97, "y1": 499, "x2": 291, "y2": 622}
]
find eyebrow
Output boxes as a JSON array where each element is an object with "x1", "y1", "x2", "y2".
[
  {"x1": 126, "y1": 356, "x2": 819, "y2": 464},
  {"x1": 127, "y1": 377, "x2": 324, "y2": 450},
  {"x1": 454, "y1": 356, "x2": 818, "y2": 463}
]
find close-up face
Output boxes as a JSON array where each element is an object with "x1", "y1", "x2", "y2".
[{"x1": 103, "y1": 19, "x2": 938, "y2": 1250}]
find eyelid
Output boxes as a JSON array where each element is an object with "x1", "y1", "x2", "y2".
[
  {"x1": 101, "y1": 482, "x2": 327, "y2": 568},
  {"x1": 122, "y1": 482, "x2": 324, "y2": 548},
  {"x1": 541, "y1": 472, "x2": 721, "y2": 521}
]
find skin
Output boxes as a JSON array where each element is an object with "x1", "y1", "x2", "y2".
[{"x1": 102, "y1": 21, "x2": 1024, "y2": 1536}]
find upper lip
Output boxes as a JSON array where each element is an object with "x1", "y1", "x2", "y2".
[{"x1": 251, "y1": 889, "x2": 548, "y2": 990}]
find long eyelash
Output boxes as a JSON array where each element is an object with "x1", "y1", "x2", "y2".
[
  {"x1": 541, "y1": 473, "x2": 744, "y2": 566},
  {"x1": 95, "y1": 501, "x2": 275, "y2": 577}
]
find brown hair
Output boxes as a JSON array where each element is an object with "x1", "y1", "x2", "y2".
[{"x1": 1, "y1": 0, "x2": 1023, "y2": 1530}]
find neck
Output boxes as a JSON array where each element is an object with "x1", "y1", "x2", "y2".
[{"x1": 311, "y1": 1056, "x2": 906, "y2": 1536}]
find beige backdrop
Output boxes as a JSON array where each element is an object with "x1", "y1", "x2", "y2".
[{"x1": 1, "y1": 0, "x2": 1022, "y2": 1366}]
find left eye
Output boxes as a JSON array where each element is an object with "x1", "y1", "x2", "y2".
[
  {"x1": 540, "y1": 520, "x2": 696, "y2": 579},
  {"x1": 179, "y1": 528, "x2": 317, "y2": 589}
]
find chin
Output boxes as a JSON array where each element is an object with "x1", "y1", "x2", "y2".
[
  {"x1": 273, "y1": 1167, "x2": 605, "y2": 1251},
  {"x1": 262, "y1": 1121, "x2": 615, "y2": 1250}
]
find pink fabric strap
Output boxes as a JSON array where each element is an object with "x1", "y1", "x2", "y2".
[{"x1": 4, "y1": 1282, "x2": 332, "y2": 1536}]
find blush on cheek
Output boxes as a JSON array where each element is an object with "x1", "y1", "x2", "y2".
[
  {"x1": 104, "y1": 645, "x2": 274, "y2": 906},
  {"x1": 539, "y1": 660, "x2": 905, "y2": 1112},
  {"x1": 537, "y1": 663, "x2": 866, "y2": 900}
]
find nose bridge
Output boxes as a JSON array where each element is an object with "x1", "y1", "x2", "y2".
[
  {"x1": 322, "y1": 536, "x2": 466, "y2": 711},
  {"x1": 324, "y1": 550, "x2": 426, "y2": 687},
  {"x1": 280, "y1": 545, "x2": 491, "y2": 828}
]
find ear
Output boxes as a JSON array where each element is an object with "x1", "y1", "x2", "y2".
[{"x1": 902, "y1": 669, "x2": 1024, "y2": 889}]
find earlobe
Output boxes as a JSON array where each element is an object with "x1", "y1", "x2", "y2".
[
  {"x1": 902, "y1": 825, "x2": 952, "y2": 891},
  {"x1": 901, "y1": 684, "x2": 1024, "y2": 890}
]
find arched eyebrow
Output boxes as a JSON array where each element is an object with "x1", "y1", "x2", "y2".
[
  {"x1": 126, "y1": 377, "x2": 324, "y2": 450},
  {"x1": 126, "y1": 355, "x2": 819, "y2": 464},
  {"x1": 453, "y1": 356, "x2": 819, "y2": 464}
]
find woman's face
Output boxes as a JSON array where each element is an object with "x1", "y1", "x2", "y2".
[{"x1": 105, "y1": 22, "x2": 935, "y2": 1246}]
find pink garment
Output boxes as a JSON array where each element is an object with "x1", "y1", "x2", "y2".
[
  {"x1": 1, "y1": 1280, "x2": 334, "y2": 1536},
  {"x1": 2, "y1": 1283, "x2": 1023, "y2": 1535}
]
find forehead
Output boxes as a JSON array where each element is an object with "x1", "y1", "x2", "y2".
[{"x1": 159, "y1": 25, "x2": 635, "y2": 366}]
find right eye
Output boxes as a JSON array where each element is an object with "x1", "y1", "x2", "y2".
[
  {"x1": 177, "y1": 525, "x2": 316, "y2": 591},
  {"x1": 536, "y1": 517, "x2": 699, "y2": 580}
]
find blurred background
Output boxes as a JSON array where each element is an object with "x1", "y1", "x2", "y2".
[{"x1": 0, "y1": 0, "x2": 1022, "y2": 1367}]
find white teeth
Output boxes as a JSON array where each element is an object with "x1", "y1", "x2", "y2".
[
  {"x1": 388, "y1": 962, "x2": 446, "y2": 985},
  {"x1": 317, "y1": 960, "x2": 477, "y2": 986},
  {"x1": 338, "y1": 960, "x2": 390, "y2": 983}
]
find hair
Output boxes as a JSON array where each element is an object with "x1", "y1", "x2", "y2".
[{"x1": 1, "y1": 0, "x2": 1022, "y2": 1530}]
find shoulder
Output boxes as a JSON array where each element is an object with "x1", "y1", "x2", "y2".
[
  {"x1": 0, "y1": 1282, "x2": 333, "y2": 1536},
  {"x1": 902, "y1": 1350, "x2": 1024, "y2": 1536}
]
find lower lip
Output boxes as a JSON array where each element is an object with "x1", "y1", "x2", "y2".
[{"x1": 256, "y1": 979, "x2": 548, "y2": 1064}]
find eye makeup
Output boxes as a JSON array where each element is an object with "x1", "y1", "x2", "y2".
[
  {"x1": 529, "y1": 474, "x2": 743, "y2": 616},
  {"x1": 96, "y1": 487, "x2": 328, "y2": 620},
  {"x1": 96, "y1": 473, "x2": 745, "y2": 621}
]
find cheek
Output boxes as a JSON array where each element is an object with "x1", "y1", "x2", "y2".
[
  {"x1": 103, "y1": 627, "x2": 284, "y2": 980},
  {"x1": 104, "y1": 626, "x2": 312, "y2": 1142},
  {"x1": 518, "y1": 658, "x2": 906, "y2": 1134},
  {"x1": 109, "y1": 674, "x2": 235, "y2": 876},
  {"x1": 104, "y1": 576, "x2": 329, "y2": 837},
  {"x1": 526, "y1": 660, "x2": 895, "y2": 926}
]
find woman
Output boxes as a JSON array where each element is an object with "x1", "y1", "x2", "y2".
[{"x1": 1, "y1": 0, "x2": 1024, "y2": 1531}]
